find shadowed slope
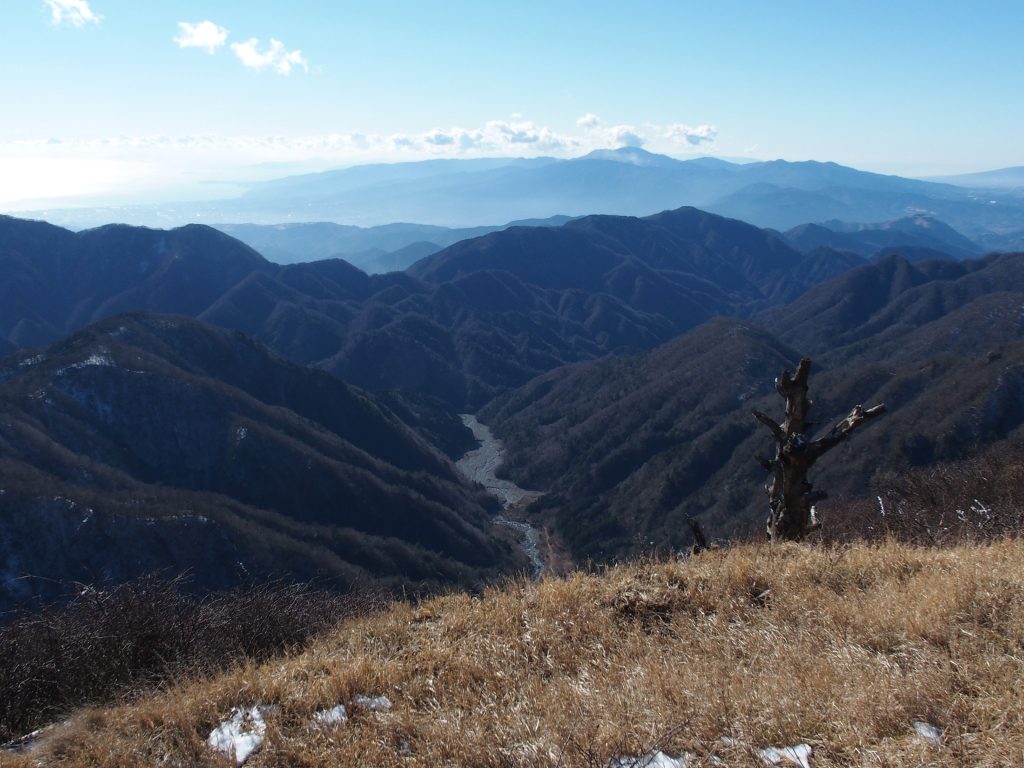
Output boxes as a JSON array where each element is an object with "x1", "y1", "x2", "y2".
[
  {"x1": 485, "y1": 253, "x2": 1024, "y2": 560},
  {"x1": 0, "y1": 314, "x2": 523, "y2": 610}
]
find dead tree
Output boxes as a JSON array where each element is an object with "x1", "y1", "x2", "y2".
[{"x1": 753, "y1": 358, "x2": 885, "y2": 542}]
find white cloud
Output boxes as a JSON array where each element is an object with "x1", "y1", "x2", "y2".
[
  {"x1": 422, "y1": 130, "x2": 455, "y2": 146},
  {"x1": 411, "y1": 121, "x2": 575, "y2": 154},
  {"x1": 488, "y1": 121, "x2": 542, "y2": 144},
  {"x1": 174, "y1": 21, "x2": 228, "y2": 54},
  {"x1": 1, "y1": 118, "x2": 715, "y2": 167},
  {"x1": 231, "y1": 37, "x2": 308, "y2": 75},
  {"x1": 44, "y1": 0, "x2": 101, "y2": 27},
  {"x1": 607, "y1": 125, "x2": 646, "y2": 148},
  {"x1": 664, "y1": 123, "x2": 717, "y2": 146},
  {"x1": 0, "y1": 114, "x2": 723, "y2": 207},
  {"x1": 576, "y1": 113, "x2": 601, "y2": 129}
]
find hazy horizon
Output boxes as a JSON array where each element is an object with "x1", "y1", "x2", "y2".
[{"x1": 3, "y1": 1, "x2": 1023, "y2": 211}]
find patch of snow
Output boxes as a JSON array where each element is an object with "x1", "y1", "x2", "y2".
[
  {"x1": 138, "y1": 512, "x2": 211, "y2": 525},
  {"x1": 610, "y1": 750, "x2": 695, "y2": 767},
  {"x1": 352, "y1": 694, "x2": 391, "y2": 712},
  {"x1": 913, "y1": 721, "x2": 942, "y2": 744},
  {"x1": 313, "y1": 704, "x2": 347, "y2": 725},
  {"x1": 18, "y1": 354, "x2": 45, "y2": 368},
  {"x1": 82, "y1": 353, "x2": 113, "y2": 367},
  {"x1": 207, "y1": 706, "x2": 267, "y2": 766},
  {"x1": 759, "y1": 743, "x2": 812, "y2": 767},
  {"x1": 74, "y1": 508, "x2": 94, "y2": 534},
  {"x1": 1, "y1": 724, "x2": 59, "y2": 754},
  {"x1": 57, "y1": 353, "x2": 115, "y2": 376}
]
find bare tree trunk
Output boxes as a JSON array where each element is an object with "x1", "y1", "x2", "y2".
[{"x1": 753, "y1": 358, "x2": 885, "y2": 542}]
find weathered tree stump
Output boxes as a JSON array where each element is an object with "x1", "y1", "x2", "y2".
[{"x1": 753, "y1": 358, "x2": 885, "y2": 542}]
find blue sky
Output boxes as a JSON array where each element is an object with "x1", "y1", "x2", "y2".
[{"x1": 3, "y1": 0, "x2": 1023, "y2": 207}]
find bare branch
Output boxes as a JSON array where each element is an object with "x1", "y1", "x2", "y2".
[
  {"x1": 752, "y1": 410, "x2": 785, "y2": 443},
  {"x1": 808, "y1": 402, "x2": 887, "y2": 461}
]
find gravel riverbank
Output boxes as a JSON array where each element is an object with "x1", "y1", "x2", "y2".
[{"x1": 455, "y1": 414, "x2": 545, "y2": 578}]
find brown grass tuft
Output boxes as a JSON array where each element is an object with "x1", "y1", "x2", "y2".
[{"x1": 4, "y1": 539, "x2": 1024, "y2": 766}]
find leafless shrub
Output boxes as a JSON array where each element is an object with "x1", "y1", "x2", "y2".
[
  {"x1": 0, "y1": 576, "x2": 383, "y2": 743},
  {"x1": 825, "y1": 443, "x2": 1024, "y2": 544}
]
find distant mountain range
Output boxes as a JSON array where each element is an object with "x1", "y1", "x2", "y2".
[
  {"x1": 927, "y1": 166, "x2": 1024, "y2": 191},
  {"x1": 782, "y1": 215, "x2": 982, "y2": 261},
  {"x1": 17, "y1": 149, "x2": 1024, "y2": 247},
  {"x1": 214, "y1": 212, "x2": 984, "y2": 274},
  {"x1": 0, "y1": 313, "x2": 524, "y2": 611},
  {"x1": 216, "y1": 216, "x2": 573, "y2": 272}
]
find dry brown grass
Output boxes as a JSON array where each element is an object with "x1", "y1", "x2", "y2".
[{"x1": 5, "y1": 539, "x2": 1024, "y2": 767}]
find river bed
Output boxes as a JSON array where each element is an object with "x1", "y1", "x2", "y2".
[{"x1": 455, "y1": 414, "x2": 545, "y2": 579}]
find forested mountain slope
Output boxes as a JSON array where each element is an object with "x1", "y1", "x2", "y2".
[
  {"x1": 0, "y1": 314, "x2": 523, "y2": 610},
  {"x1": 484, "y1": 253, "x2": 1024, "y2": 560}
]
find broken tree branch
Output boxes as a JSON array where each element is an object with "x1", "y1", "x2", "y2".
[
  {"x1": 807, "y1": 403, "x2": 888, "y2": 462},
  {"x1": 752, "y1": 410, "x2": 785, "y2": 444}
]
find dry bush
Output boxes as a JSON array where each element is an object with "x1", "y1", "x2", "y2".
[
  {"x1": 5, "y1": 540, "x2": 1024, "y2": 766},
  {"x1": 826, "y1": 443, "x2": 1024, "y2": 544},
  {"x1": 0, "y1": 576, "x2": 382, "y2": 744}
]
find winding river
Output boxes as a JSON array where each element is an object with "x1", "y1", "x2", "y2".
[{"x1": 455, "y1": 414, "x2": 546, "y2": 579}]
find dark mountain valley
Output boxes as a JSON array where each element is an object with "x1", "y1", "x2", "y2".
[{"x1": 3, "y1": 186, "x2": 1023, "y2": 618}]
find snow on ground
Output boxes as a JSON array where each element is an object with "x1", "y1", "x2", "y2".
[
  {"x1": 913, "y1": 721, "x2": 943, "y2": 744},
  {"x1": 613, "y1": 741, "x2": 813, "y2": 768},
  {"x1": 611, "y1": 750, "x2": 696, "y2": 767},
  {"x1": 196, "y1": 689, "x2": 944, "y2": 767},
  {"x1": 206, "y1": 706, "x2": 269, "y2": 766},
  {"x1": 18, "y1": 354, "x2": 45, "y2": 368},
  {"x1": 351, "y1": 694, "x2": 391, "y2": 712},
  {"x1": 312, "y1": 704, "x2": 347, "y2": 725},
  {"x1": 206, "y1": 696, "x2": 390, "y2": 764},
  {"x1": 759, "y1": 742, "x2": 812, "y2": 767},
  {"x1": 56, "y1": 353, "x2": 115, "y2": 376}
]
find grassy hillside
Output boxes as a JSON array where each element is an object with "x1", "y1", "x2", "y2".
[{"x1": 7, "y1": 538, "x2": 1023, "y2": 766}]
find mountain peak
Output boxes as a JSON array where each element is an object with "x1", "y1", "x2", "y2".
[{"x1": 579, "y1": 146, "x2": 680, "y2": 167}]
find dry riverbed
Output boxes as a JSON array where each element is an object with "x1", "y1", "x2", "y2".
[{"x1": 455, "y1": 414, "x2": 545, "y2": 579}]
